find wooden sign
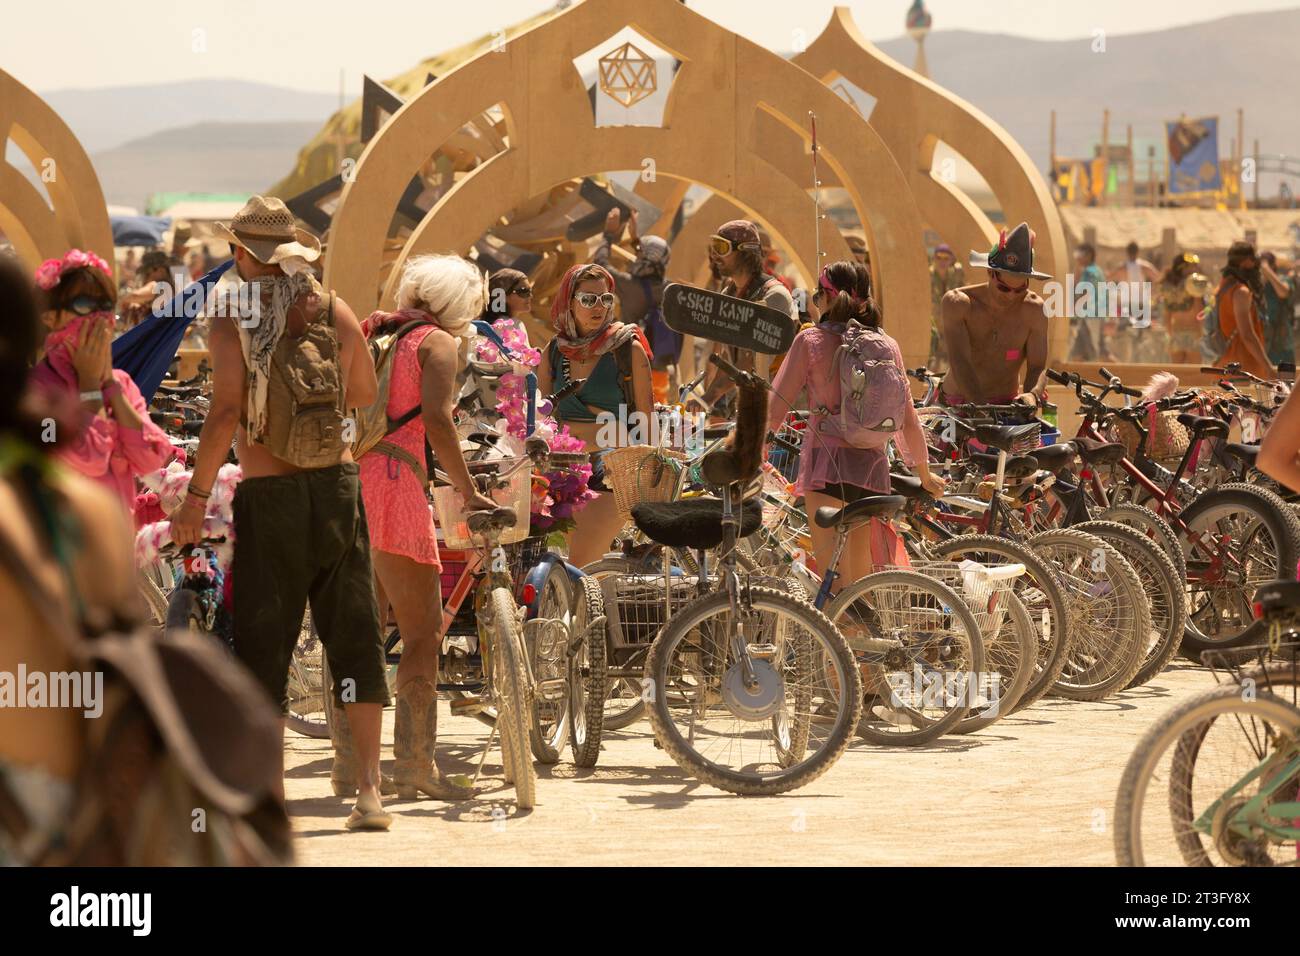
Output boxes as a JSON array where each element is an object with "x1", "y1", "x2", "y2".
[{"x1": 661, "y1": 283, "x2": 796, "y2": 354}]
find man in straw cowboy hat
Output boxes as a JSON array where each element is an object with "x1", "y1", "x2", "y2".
[
  {"x1": 939, "y1": 221, "x2": 1051, "y2": 409},
  {"x1": 171, "y1": 195, "x2": 394, "y2": 831}
]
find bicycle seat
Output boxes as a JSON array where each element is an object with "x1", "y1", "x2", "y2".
[
  {"x1": 889, "y1": 473, "x2": 929, "y2": 500},
  {"x1": 1176, "y1": 413, "x2": 1229, "y2": 439},
  {"x1": 1072, "y1": 436, "x2": 1126, "y2": 466},
  {"x1": 813, "y1": 495, "x2": 906, "y2": 530},
  {"x1": 1254, "y1": 579, "x2": 1300, "y2": 616},
  {"x1": 974, "y1": 422, "x2": 1040, "y2": 452},
  {"x1": 1223, "y1": 442, "x2": 1259, "y2": 466},
  {"x1": 466, "y1": 507, "x2": 518, "y2": 535},
  {"x1": 1027, "y1": 442, "x2": 1076, "y2": 473},
  {"x1": 630, "y1": 497, "x2": 763, "y2": 550},
  {"x1": 970, "y1": 450, "x2": 1039, "y2": 478}
]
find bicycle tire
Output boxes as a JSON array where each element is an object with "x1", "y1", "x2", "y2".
[
  {"x1": 528, "y1": 563, "x2": 573, "y2": 764},
  {"x1": 927, "y1": 535, "x2": 1071, "y2": 711},
  {"x1": 489, "y1": 587, "x2": 536, "y2": 808},
  {"x1": 1098, "y1": 502, "x2": 1186, "y2": 579},
  {"x1": 827, "y1": 570, "x2": 985, "y2": 743},
  {"x1": 1072, "y1": 520, "x2": 1188, "y2": 688},
  {"x1": 286, "y1": 610, "x2": 330, "y2": 739},
  {"x1": 1114, "y1": 685, "x2": 1300, "y2": 866},
  {"x1": 646, "y1": 586, "x2": 861, "y2": 795},
  {"x1": 1028, "y1": 529, "x2": 1148, "y2": 700},
  {"x1": 1179, "y1": 482, "x2": 1300, "y2": 659},
  {"x1": 582, "y1": 556, "x2": 650, "y2": 730},
  {"x1": 953, "y1": 588, "x2": 1035, "y2": 733},
  {"x1": 570, "y1": 576, "x2": 608, "y2": 768}
]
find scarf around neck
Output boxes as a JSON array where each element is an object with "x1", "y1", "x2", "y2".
[{"x1": 235, "y1": 265, "x2": 322, "y2": 442}]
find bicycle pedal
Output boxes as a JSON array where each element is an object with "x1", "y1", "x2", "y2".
[
  {"x1": 536, "y1": 677, "x2": 568, "y2": 701},
  {"x1": 450, "y1": 696, "x2": 486, "y2": 716}
]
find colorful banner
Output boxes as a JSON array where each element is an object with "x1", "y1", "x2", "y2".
[{"x1": 1166, "y1": 116, "x2": 1222, "y2": 195}]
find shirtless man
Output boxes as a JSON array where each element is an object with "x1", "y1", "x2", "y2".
[
  {"x1": 940, "y1": 222, "x2": 1051, "y2": 408},
  {"x1": 171, "y1": 196, "x2": 392, "y2": 832}
]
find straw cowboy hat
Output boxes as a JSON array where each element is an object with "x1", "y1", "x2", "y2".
[{"x1": 214, "y1": 195, "x2": 321, "y2": 264}]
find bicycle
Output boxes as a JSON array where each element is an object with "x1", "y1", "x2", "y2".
[
  {"x1": 1114, "y1": 579, "x2": 1300, "y2": 866},
  {"x1": 629, "y1": 354, "x2": 864, "y2": 793},
  {"x1": 1048, "y1": 367, "x2": 1300, "y2": 662}
]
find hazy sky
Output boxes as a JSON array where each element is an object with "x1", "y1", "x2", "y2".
[{"x1": 4, "y1": 0, "x2": 1297, "y2": 94}]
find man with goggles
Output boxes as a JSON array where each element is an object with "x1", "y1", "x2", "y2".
[
  {"x1": 695, "y1": 219, "x2": 797, "y2": 414},
  {"x1": 939, "y1": 221, "x2": 1051, "y2": 411}
]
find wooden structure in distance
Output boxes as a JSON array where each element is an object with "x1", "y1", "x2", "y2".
[
  {"x1": 325, "y1": 0, "x2": 933, "y2": 363},
  {"x1": 0, "y1": 69, "x2": 113, "y2": 271}
]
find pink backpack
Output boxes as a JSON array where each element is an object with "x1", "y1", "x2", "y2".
[{"x1": 817, "y1": 321, "x2": 911, "y2": 448}]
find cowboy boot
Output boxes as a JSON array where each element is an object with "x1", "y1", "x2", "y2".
[
  {"x1": 328, "y1": 705, "x2": 357, "y2": 797},
  {"x1": 393, "y1": 678, "x2": 474, "y2": 800},
  {"x1": 329, "y1": 705, "x2": 398, "y2": 796}
]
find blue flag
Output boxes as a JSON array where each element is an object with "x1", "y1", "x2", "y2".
[{"x1": 111, "y1": 259, "x2": 234, "y2": 405}]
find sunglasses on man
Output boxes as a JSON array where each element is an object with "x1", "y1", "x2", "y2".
[
  {"x1": 66, "y1": 294, "x2": 116, "y2": 316},
  {"x1": 573, "y1": 291, "x2": 616, "y2": 309},
  {"x1": 992, "y1": 271, "x2": 1029, "y2": 294}
]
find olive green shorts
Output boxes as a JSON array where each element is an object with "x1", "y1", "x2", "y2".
[{"x1": 231, "y1": 462, "x2": 390, "y2": 713}]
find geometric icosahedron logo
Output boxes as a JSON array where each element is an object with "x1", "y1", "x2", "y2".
[{"x1": 598, "y1": 41, "x2": 657, "y2": 107}]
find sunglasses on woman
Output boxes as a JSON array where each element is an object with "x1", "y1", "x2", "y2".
[
  {"x1": 66, "y1": 295, "x2": 116, "y2": 316},
  {"x1": 992, "y1": 271, "x2": 1029, "y2": 294},
  {"x1": 573, "y1": 291, "x2": 615, "y2": 309},
  {"x1": 510, "y1": 285, "x2": 533, "y2": 298}
]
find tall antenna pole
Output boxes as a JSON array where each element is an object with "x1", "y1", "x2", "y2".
[{"x1": 809, "y1": 111, "x2": 825, "y2": 276}]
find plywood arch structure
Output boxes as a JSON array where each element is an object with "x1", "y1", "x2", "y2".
[
  {"x1": 0, "y1": 69, "x2": 113, "y2": 271},
  {"x1": 325, "y1": 0, "x2": 934, "y2": 363},
  {"x1": 795, "y1": 7, "x2": 1070, "y2": 359}
]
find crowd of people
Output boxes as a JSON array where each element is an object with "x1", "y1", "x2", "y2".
[{"x1": 0, "y1": 186, "x2": 1163, "y2": 858}]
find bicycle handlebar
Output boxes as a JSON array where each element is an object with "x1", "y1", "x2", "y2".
[{"x1": 1097, "y1": 367, "x2": 1143, "y2": 398}]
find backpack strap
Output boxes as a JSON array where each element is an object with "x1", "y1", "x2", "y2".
[
  {"x1": 372, "y1": 439, "x2": 428, "y2": 485},
  {"x1": 613, "y1": 339, "x2": 636, "y2": 412},
  {"x1": 383, "y1": 318, "x2": 437, "y2": 434}
]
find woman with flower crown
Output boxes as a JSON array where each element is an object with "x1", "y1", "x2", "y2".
[
  {"x1": 27, "y1": 249, "x2": 174, "y2": 521},
  {"x1": 356, "y1": 254, "x2": 498, "y2": 803}
]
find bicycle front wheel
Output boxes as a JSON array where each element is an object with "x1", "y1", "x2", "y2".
[
  {"x1": 528, "y1": 562, "x2": 573, "y2": 764},
  {"x1": 645, "y1": 586, "x2": 861, "y2": 795},
  {"x1": 488, "y1": 587, "x2": 536, "y2": 808},
  {"x1": 1114, "y1": 686, "x2": 1300, "y2": 866}
]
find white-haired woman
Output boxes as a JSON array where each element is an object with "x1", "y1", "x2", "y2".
[{"x1": 358, "y1": 254, "x2": 496, "y2": 802}]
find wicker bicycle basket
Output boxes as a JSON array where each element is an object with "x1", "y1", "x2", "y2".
[
  {"x1": 603, "y1": 445, "x2": 687, "y2": 522},
  {"x1": 1111, "y1": 410, "x2": 1191, "y2": 465}
]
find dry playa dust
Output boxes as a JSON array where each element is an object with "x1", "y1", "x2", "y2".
[{"x1": 284, "y1": 662, "x2": 1216, "y2": 866}]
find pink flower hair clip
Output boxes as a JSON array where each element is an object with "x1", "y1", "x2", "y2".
[{"x1": 34, "y1": 248, "x2": 112, "y2": 291}]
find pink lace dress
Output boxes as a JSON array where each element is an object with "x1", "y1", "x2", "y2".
[
  {"x1": 767, "y1": 322, "x2": 926, "y2": 569},
  {"x1": 359, "y1": 326, "x2": 440, "y2": 568}
]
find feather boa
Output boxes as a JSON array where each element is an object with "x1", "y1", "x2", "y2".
[
  {"x1": 134, "y1": 463, "x2": 242, "y2": 571},
  {"x1": 1140, "y1": 371, "x2": 1180, "y2": 403}
]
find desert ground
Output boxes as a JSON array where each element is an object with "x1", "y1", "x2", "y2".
[{"x1": 283, "y1": 661, "x2": 1219, "y2": 866}]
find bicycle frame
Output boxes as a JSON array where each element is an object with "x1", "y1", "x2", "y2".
[{"x1": 1192, "y1": 737, "x2": 1300, "y2": 845}]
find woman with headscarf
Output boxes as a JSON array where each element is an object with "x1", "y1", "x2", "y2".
[
  {"x1": 536, "y1": 262, "x2": 653, "y2": 567},
  {"x1": 27, "y1": 250, "x2": 175, "y2": 521},
  {"x1": 358, "y1": 254, "x2": 497, "y2": 803}
]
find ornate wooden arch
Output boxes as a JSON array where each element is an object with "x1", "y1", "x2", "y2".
[
  {"x1": 794, "y1": 7, "x2": 1070, "y2": 358},
  {"x1": 325, "y1": 0, "x2": 933, "y2": 362},
  {"x1": 0, "y1": 69, "x2": 113, "y2": 270}
]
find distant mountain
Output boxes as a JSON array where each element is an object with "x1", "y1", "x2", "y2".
[
  {"x1": 40, "y1": 79, "x2": 337, "y2": 155},
  {"x1": 88, "y1": 121, "x2": 320, "y2": 210},
  {"x1": 870, "y1": 8, "x2": 1300, "y2": 194}
]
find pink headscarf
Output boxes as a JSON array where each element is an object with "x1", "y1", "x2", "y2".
[{"x1": 549, "y1": 263, "x2": 647, "y2": 362}]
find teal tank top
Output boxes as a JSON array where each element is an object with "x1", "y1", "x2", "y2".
[{"x1": 550, "y1": 342, "x2": 627, "y2": 422}]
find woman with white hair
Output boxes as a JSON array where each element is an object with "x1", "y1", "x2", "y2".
[{"x1": 358, "y1": 254, "x2": 497, "y2": 802}]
